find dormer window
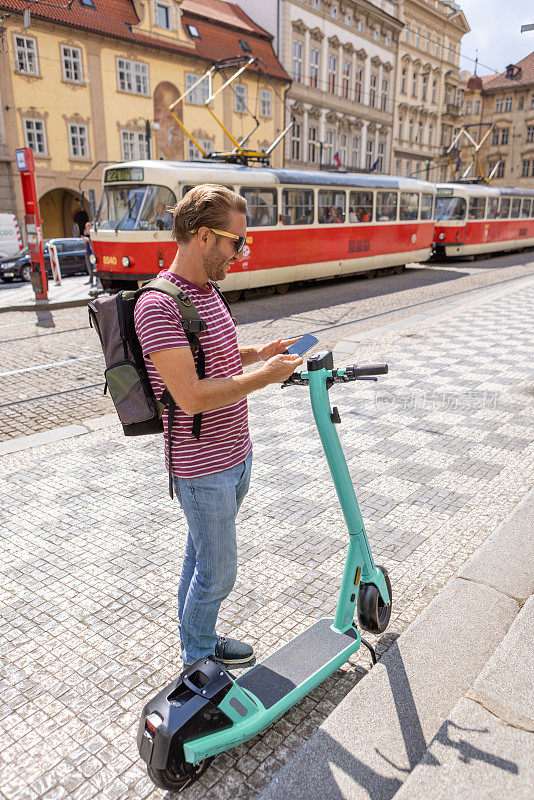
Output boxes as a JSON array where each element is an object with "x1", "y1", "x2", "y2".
[
  {"x1": 505, "y1": 63, "x2": 521, "y2": 79},
  {"x1": 186, "y1": 24, "x2": 200, "y2": 38},
  {"x1": 239, "y1": 39, "x2": 251, "y2": 54},
  {"x1": 155, "y1": 1, "x2": 172, "y2": 30},
  {"x1": 78, "y1": 0, "x2": 95, "y2": 8}
]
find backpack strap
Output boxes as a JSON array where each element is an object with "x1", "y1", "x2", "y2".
[{"x1": 210, "y1": 281, "x2": 236, "y2": 326}]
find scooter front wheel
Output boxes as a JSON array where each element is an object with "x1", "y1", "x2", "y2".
[
  {"x1": 147, "y1": 757, "x2": 212, "y2": 791},
  {"x1": 357, "y1": 565, "x2": 392, "y2": 635}
]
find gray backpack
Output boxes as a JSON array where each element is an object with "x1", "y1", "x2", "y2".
[{"x1": 88, "y1": 277, "x2": 231, "y2": 496}]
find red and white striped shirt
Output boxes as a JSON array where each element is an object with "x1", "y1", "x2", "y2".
[{"x1": 134, "y1": 270, "x2": 251, "y2": 478}]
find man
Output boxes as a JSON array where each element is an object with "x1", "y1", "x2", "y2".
[
  {"x1": 81, "y1": 221, "x2": 94, "y2": 286},
  {"x1": 134, "y1": 185, "x2": 302, "y2": 669}
]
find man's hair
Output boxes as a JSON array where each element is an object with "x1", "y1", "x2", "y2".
[{"x1": 172, "y1": 184, "x2": 247, "y2": 244}]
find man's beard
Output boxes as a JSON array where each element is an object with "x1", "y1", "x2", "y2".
[{"x1": 202, "y1": 243, "x2": 231, "y2": 282}]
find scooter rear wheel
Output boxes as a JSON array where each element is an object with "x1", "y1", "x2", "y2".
[
  {"x1": 357, "y1": 565, "x2": 392, "y2": 635},
  {"x1": 147, "y1": 757, "x2": 212, "y2": 791}
]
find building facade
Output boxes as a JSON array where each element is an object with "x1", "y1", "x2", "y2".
[
  {"x1": 0, "y1": 0, "x2": 289, "y2": 237},
  {"x1": 240, "y1": 0, "x2": 404, "y2": 173},
  {"x1": 391, "y1": 0, "x2": 469, "y2": 181},
  {"x1": 460, "y1": 52, "x2": 534, "y2": 187}
]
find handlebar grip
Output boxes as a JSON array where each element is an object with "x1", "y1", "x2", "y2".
[{"x1": 348, "y1": 363, "x2": 388, "y2": 377}]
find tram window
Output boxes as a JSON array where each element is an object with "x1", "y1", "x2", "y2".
[
  {"x1": 420, "y1": 193, "x2": 433, "y2": 220},
  {"x1": 399, "y1": 192, "x2": 419, "y2": 220},
  {"x1": 182, "y1": 184, "x2": 234, "y2": 197},
  {"x1": 468, "y1": 197, "x2": 486, "y2": 220},
  {"x1": 521, "y1": 199, "x2": 531, "y2": 218},
  {"x1": 136, "y1": 186, "x2": 176, "y2": 230},
  {"x1": 499, "y1": 197, "x2": 510, "y2": 218},
  {"x1": 281, "y1": 189, "x2": 314, "y2": 225},
  {"x1": 511, "y1": 198, "x2": 521, "y2": 218},
  {"x1": 96, "y1": 184, "x2": 176, "y2": 231},
  {"x1": 348, "y1": 191, "x2": 373, "y2": 222},
  {"x1": 240, "y1": 187, "x2": 277, "y2": 226},
  {"x1": 435, "y1": 196, "x2": 466, "y2": 221},
  {"x1": 318, "y1": 190, "x2": 346, "y2": 223},
  {"x1": 487, "y1": 197, "x2": 499, "y2": 219},
  {"x1": 376, "y1": 191, "x2": 398, "y2": 221}
]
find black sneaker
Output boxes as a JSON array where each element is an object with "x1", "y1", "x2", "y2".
[{"x1": 214, "y1": 636, "x2": 254, "y2": 667}]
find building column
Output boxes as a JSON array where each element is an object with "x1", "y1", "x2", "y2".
[
  {"x1": 304, "y1": 29, "x2": 311, "y2": 87},
  {"x1": 303, "y1": 108, "x2": 309, "y2": 164},
  {"x1": 338, "y1": 43, "x2": 343, "y2": 98},
  {"x1": 321, "y1": 36, "x2": 328, "y2": 94}
]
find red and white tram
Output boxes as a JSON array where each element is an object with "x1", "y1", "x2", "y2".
[
  {"x1": 91, "y1": 160, "x2": 436, "y2": 296},
  {"x1": 433, "y1": 183, "x2": 534, "y2": 258}
]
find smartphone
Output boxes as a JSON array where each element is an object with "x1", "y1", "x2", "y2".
[{"x1": 285, "y1": 333, "x2": 319, "y2": 357}]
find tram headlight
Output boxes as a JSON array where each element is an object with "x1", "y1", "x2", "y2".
[
  {"x1": 89, "y1": 254, "x2": 97, "y2": 265},
  {"x1": 122, "y1": 256, "x2": 131, "y2": 268},
  {"x1": 438, "y1": 232, "x2": 446, "y2": 241}
]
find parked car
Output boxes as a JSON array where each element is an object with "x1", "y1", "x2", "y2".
[{"x1": 0, "y1": 238, "x2": 87, "y2": 282}]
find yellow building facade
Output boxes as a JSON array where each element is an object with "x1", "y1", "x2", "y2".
[{"x1": 0, "y1": 0, "x2": 290, "y2": 237}]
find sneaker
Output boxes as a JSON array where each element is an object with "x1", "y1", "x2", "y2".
[{"x1": 214, "y1": 636, "x2": 254, "y2": 667}]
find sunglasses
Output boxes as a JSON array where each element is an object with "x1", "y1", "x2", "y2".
[{"x1": 208, "y1": 228, "x2": 246, "y2": 254}]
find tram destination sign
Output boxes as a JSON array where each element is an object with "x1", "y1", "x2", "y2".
[
  {"x1": 105, "y1": 166, "x2": 144, "y2": 183},
  {"x1": 436, "y1": 187, "x2": 454, "y2": 196}
]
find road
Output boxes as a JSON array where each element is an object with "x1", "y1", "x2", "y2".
[{"x1": 0, "y1": 250, "x2": 533, "y2": 441}]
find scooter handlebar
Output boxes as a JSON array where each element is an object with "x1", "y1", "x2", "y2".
[{"x1": 346, "y1": 363, "x2": 388, "y2": 377}]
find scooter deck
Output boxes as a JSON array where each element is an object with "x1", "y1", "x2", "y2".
[{"x1": 236, "y1": 618, "x2": 358, "y2": 708}]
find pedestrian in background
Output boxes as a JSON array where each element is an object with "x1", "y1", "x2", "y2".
[{"x1": 82, "y1": 221, "x2": 94, "y2": 286}]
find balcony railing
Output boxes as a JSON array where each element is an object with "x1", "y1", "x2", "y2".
[{"x1": 445, "y1": 103, "x2": 461, "y2": 117}]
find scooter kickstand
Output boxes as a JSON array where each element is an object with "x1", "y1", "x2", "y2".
[{"x1": 360, "y1": 637, "x2": 378, "y2": 666}]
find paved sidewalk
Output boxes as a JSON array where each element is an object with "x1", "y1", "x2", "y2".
[
  {"x1": 0, "y1": 275, "x2": 94, "y2": 313},
  {"x1": 1, "y1": 281, "x2": 533, "y2": 800}
]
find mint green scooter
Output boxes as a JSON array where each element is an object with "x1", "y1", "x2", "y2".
[{"x1": 138, "y1": 349, "x2": 392, "y2": 792}]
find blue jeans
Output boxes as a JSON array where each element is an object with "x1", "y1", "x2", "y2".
[{"x1": 173, "y1": 451, "x2": 252, "y2": 665}]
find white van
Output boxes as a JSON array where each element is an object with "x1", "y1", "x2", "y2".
[{"x1": 0, "y1": 214, "x2": 23, "y2": 260}]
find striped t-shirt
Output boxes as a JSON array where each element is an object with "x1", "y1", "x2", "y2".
[{"x1": 134, "y1": 270, "x2": 252, "y2": 478}]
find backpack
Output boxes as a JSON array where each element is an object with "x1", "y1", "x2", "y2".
[{"x1": 88, "y1": 277, "x2": 233, "y2": 498}]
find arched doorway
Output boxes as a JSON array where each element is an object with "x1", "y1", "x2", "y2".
[
  {"x1": 39, "y1": 189, "x2": 90, "y2": 238},
  {"x1": 154, "y1": 82, "x2": 184, "y2": 161}
]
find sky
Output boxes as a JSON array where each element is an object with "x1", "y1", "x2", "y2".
[{"x1": 458, "y1": 0, "x2": 534, "y2": 76}]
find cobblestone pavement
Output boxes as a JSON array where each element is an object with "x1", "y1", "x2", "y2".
[
  {"x1": 0, "y1": 253, "x2": 533, "y2": 442},
  {"x1": 1, "y1": 279, "x2": 533, "y2": 800}
]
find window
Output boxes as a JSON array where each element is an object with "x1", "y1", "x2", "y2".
[
  {"x1": 403, "y1": 23, "x2": 409, "y2": 43},
  {"x1": 68, "y1": 124, "x2": 89, "y2": 158},
  {"x1": 420, "y1": 193, "x2": 433, "y2": 220},
  {"x1": 526, "y1": 126, "x2": 534, "y2": 143},
  {"x1": 79, "y1": 0, "x2": 95, "y2": 7},
  {"x1": 355, "y1": 66, "x2": 363, "y2": 103},
  {"x1": 318, "y1": 190, "x2": 346, "y2": 223},
  {"x1": 61, "y1": 45, "x2": 83, "y2": 82},
  {"x1": 328, "y1": 55, "x2": 337, "y2": 94},
  {"x1": 358, "y1": 20, "x2": 365, "y2": 34},
  {"x1": 504, "y1": 96, "x2": 512, "y2": 112},
  {"x1": 240, "y1": 187, "x2": 277, "y2": 227},
  {"x1": 468, "y1": 197, "x2": 486, "y2": 219},
  {"x1": 281, "y1": 189, "x2": 314, "y2": 225},
  {"x1": 185, "y1": 73, "x2": 209, "y2": 104},
  {"x1": 510, "y1": 198, "x2": 521, "y2": 218},
  {"x1": 260, "y1": 89, "x2": 272, "y2": 117},
  {"x1": 474, "y1": 100, "x2": 480, "y2": 114},
  {"x1": 155, "y1": 1, "x2": 172, "y2": 29},
  {"x1": 187, "y1": 138, "x2": 213, "y2": 160},
  {"x1": 435, "y1": 37, "x2": 440, "y2": 57},
  {"x1": 466, "y1": 100, "x2": 472, "y2": 114},
  {"x1": 312, "y1": 0, "x2": 319, "y2": 8},
  {"x1": 414, "y1": 28, "x2": 420, "y2": 48},
  {"x1": 381, "y1": 79, "x2": 388, "y2": 111},
  {"x1": 234, "y1": 84, "x2": 247, "y2": 113},
  {"x1": 521, "y1": 198, "x2": 531, "y2": 217},
  {"x1": 23, "y1": 118, "x2": 46, "y2": 155},
  {"x1": 385, "y1": 34, "x2": 390, "y2": 46},
  {"x1": 524, "y1": 160, "x2": 532, "y2": 177},
  {"x1": 291, "y1": 122, "x2": 301, "y2": 161},
  {"x1": 345, "y1": 13, "x2": 351, "y2": 25},
  {"x1": 518, "y1": 96, "x2": 524, "y2": 110},
  {"x1": 325, "y1": 130, "x2": 335, "y2": 164},
  {"x1": 401, "y1": 68, "x2": 406, "y2": 94},
  {"x1": 117, "y1": 59, "x2": 149, "y2": 95},
  {"x1": 492, "y1": 127, "x2": 500, "y2": 146},
  {"x1": 342, "y1": 61, "x2": 351, "y2": 99},
  {"x1": 339, "y1": 133, "x2": 347, "y2": 166},
  {"x1": 121, "y1": 130, "x2": 148, "y2": 160},
  {"x1": 531, "y1": 94, "x2": 534, "y2": 108},
  {"x1": 293, "y1": 40, "x2": 303, "y2": 83},
  {"x1": 426, "y1": 32, "x2": 430, "y2": 53},
  {"x1": 310, "y1": 47, "x2": 319, "y2": 88},
  {"x1": 308, "y1": 126, "x2": 317, "y2": 163},
  {"x1": 495, "y1": 98, "x2": 503, "y2": 112},
  {"x1": 501, "y1": 129, "x2": 509, "y2": 145},
  {"x1": 239, "y1": 39, "x2": 251, "y2": 54},
  {"x1": 428, "y1": 124, "x2": 433, "y2": 146},
  {"x1": 409, "y1": 118, "x2": 414, "y2": 142},
  {"x1": 97, "y1": 185, "x2": 176, "y2": 231},
  {"x1": 412, "y1": 70, "x2": 417, "y2": 97},
  {"x1": 499, "y1": 196, "x2": 510, "y2": 216},
  {"x1": 14, "y1": 36, "x2": 38, "y2": 75},
  {"x1": 376, "y1": 191, "x2": 397, "y2": 221},
  {"x1": 349, "y1": 191, "x2": 373, "y2": 222},
  {"x1": 351, "y1": 136, "x2": 359, "y2": 167},
  {"x1": 417, "y1": 121, "x2": 423, "y2": 144},
  {"x1": 331, "y1": 4, "x2": 337, "y2": 18},
  {"x1": 435, "y1": 196, "x2": 466, "y2": 220},
  {"x1": 398, "y1": 116, "x2": 403, "y2": 140},
  {"x1": 373, "y1": 29, "x2": 379, "y2": 41},
  {"x1": 487, "y1": 197, "x2": 499, "y2": 219},
  {"x1": 369, "y1": 74, "x2": 377, "y2": 107},
  {"x1": 432, "y1": 80, "x2": 437, "y2": 104},
  {"x1": 365, "y1": 139, "x2": 374, "y2": 170},
  {"x1": 400, "y1": 192, "x2": 419, "y2": 220},
  {"x1": 421, "y1": 74, "x2": 427, "y2": 101},
  {"x1": 377, "y1": 141, "x2": 384, "y2": 172},
  {"x1": 186, "y1": 24, "x2": 200, "y2": 38}
]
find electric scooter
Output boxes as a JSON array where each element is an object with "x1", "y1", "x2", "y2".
[{"x1": 137, "y1": 350, "x2": 392, "y2": 792}]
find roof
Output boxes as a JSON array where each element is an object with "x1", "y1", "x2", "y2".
[
  {"x1": 437, "y1": 182, "x2": 534, "y2": 198},
  {"x1": 0, "y1": 0, "x2": 289, "y2": 81},
  {"x1": 479, "y1": 51, "x2": 534, "y2": 92},
  {"x1": 105, "y1": 160, "x2": 436, "y2": 192}
]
